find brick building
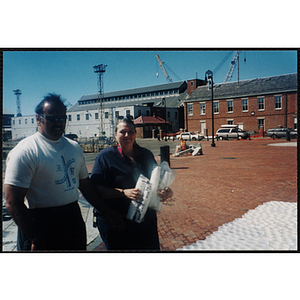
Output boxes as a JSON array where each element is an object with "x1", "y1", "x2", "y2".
[
  {"x1": 184, "y1": 73, "x2": 297, "y2": 136},
  {"x1": 134, "y1": 115, "x2": 170, "y2": 138}
]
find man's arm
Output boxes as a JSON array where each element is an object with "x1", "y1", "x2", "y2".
[
  {"x1": 79, "y1": 177, "x2": 125, "y2": 231},
  {"x1": 4, "y1": 184, "x2": 44, "y2": 250}
]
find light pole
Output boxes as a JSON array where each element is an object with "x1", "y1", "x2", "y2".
[
  {"x1": 205, "y1": 70, "x2": 216, "y2": 147},
  {"x1": 163, "y1": 97, "x2": 167, "y2": 141}
]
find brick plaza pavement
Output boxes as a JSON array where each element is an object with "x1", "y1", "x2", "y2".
[{"x1": 90, "y1": 138, "x2": 297, "y2": 251}]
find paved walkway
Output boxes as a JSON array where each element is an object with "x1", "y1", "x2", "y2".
[{"x1": 2, "y1": 138, "x2": 297, "y2": 251}]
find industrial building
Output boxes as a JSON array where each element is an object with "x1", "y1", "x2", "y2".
[
  {"x1": 6, "y1": 73, "x2": 297, "y2": 141},
  {"x1": 184, "y1": 73, "x2": 297, "y2": 135},
  {"x1": 2, "y1": 108, "x2": 15, "y2": 141},
  {"x1": 8, "y1": 80, "x2": 194, "y2": 140}
]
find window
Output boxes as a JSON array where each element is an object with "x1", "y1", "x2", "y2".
[
  {"x1": 13, "y1": 120, "x2": 15, "y2": 125},
  {"x1": 86, "y1": 114, "x2": 89, "y2": 120},
  {"x1": 31, "y1": 118, "x2": 34, "y2": 124},
  {"x1": 258, "y1": 97, "x2": 264, "y2": 110},
  {"x1": 214, "y1": 101, "x2": 219, "y2": 114},
  {"x1": 167, "y1": 111, "x2": 170, "y2": 118},
  {"x1": 77, "y1": 114, "x2": 80, "y2": 121},
  {"x1": 115, "y1": 111, "x2": 119, "y2": 118},
  {"x1": 188, "y1": 103, "x2": 193, "y2": 116},
  {"x1": 175, "y1": 112, "x2": 178, "y2": 119},
  {"x1": 200, "y1": 102, "x2": 205, "y2": 115},
  {"x1": 19, "y1": 119, "x2": 21, "y2": 125},
  {"x1": 95, "y1": 113, "x2": 98, "y2": 119},
  {"x1": 25, "y1": 119, "x2": 27, "y2": 124},
  {"x1": 242, "y1": 99, "x2": 248, "y2": 111},
  {"x1": 227, "y1": 120, "x2": 233, "y2": 125},
  {"x1": 126, "y1": 110, "x2": 130, "y2": 116},
  {"x1": 68, "y1": 115, "x2": 72, "y2": 122},
  {"x1": 105, "y1": 112, "x2": 108, "y2": 119},
  {"x1": 293, "y1": 116, "x2": 297, "y2": 130},
  {"x1": 138, "y1": 109, "x2": 142, "y2": 116},
  {"x1": 275, "y1": 96, "x2": 282, "y2": 109},
  {"x1": 227, "y1": 100, "x2": 233, "y2": 113}
]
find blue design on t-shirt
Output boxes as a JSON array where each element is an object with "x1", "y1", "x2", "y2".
[{"x1": 55, "y1": 156, "x2": 75, "y2": 188}]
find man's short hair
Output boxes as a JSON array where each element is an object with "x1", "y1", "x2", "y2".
[{"x1": 35, "y1": 93, "x2": 67, "y2": 115}]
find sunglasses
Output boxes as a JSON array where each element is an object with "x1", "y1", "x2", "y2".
[{"x1": 39, "y1": 114, "x2": 67, "y2": 123}]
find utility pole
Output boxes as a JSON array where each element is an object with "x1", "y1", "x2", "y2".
[
  {"x1": 93, "y1": 64, "x2": 107, "y2": 136},
  {"x1": 205, "y1": 70, "x2": 216, "y2": 147},
  {"x1": 13, "y1": 89, "x2": 22, "y2": 117}
]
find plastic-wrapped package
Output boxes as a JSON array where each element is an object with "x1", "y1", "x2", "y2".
[
  {"x1": 152, "y1": 161, "x2": 175, "y2": 211},
  {"x1": 148, "y1": 165, "x2": 161, "y2": 208},
  {"x1": 126, "y1": 174, "x2": 152, "y2": 223},
  {"x1": 127, "y1": 161, "x2": 175, "y2": 223}
]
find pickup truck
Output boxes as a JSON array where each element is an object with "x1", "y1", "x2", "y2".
[{"x1": 176, "y1": 132, "x2": 204, "y2": 141}]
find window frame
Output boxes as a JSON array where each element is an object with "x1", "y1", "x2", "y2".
[
  {"x1": 258, "y1": 97, "x2": 265, "y2": 111},
  {"x1": 200, "y1": 102, "x2": 206, "y2": 115},
  {"x1": 227, "y1": 100, "x2": 233, "y2": 113},
  {"x1": 274, "y1": 95, "x2": 282, "y2": 110},
  {"x1": 242, "y1": 98, "x2": 248, "y2": 112},
  {"x1": 214, "y1": 101, "x2": 219, "y2": 114},
  {"x1": 188, "y1": 103, "x2": 193, "y2": 116}
]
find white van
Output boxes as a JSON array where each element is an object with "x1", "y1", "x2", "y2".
[{"x1": 216, "y1": 125, "x2": 249, "y2": 140}]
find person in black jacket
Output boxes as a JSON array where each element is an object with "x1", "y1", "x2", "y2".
[{"x1": 91, "y1": 117, "x2": 173, "y2": 251}]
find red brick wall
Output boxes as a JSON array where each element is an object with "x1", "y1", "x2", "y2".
[{"x1": 185, "y1": 92, "x2": 297, "y2": 134}]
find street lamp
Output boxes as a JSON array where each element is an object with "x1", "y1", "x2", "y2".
[
  {"x1": 162, "y1": 97, "x2": 167, "y2": 141},
  {"x1": 205, "y1": 70, "x2": 216, "y2": 147}
]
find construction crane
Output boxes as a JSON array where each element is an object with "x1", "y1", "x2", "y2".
[
  {"x1": 156, "y1": 54, "x2": 172, "y2": 82},
  {"x1": 13, "y1": 89, "x2": 22, "y2": 117},
  {"x1": 224, "y1": 51, "x2": 240, "y2": 83}
]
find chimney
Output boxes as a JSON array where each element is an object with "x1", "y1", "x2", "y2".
[{"x1": 187, "y1": 79, "x2": 206, "y2": 95}]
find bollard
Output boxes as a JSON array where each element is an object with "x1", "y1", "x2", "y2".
[
  {"x1": 160, "y1": 145, "x2": 170, "y2": 167},
  {"x1": 286, "y1": 131, "x2": 290, "y2": 141}
]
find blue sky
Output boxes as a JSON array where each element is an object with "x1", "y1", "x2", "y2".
[{"x1": 3, "y1": 49, "x2": 297, "y2": 116}]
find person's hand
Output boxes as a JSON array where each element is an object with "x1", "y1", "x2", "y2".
[
  {"x1": 30, "y1": 236, "x2": 47, "y2": 251},
  {"x1": 158, "y1": 187, "x2": 173, "y2": 202},
  {"x1": 123, "y1": 188, "x2": 143, "y2": 202}
]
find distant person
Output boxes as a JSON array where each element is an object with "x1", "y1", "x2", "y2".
[
  {"x1": 175, "y1": 137, "x2": 187, "y2": 154},
  {"x1": 90, "y1": 117, "x2": 173, "y2": 250},
  {"x1": 4, "y1": 93, "x2": 124, "y2": 251}
]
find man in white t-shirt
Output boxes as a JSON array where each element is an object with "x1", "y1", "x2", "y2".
[{"x1": 4, "y1": 93, "x2": 124, "y2": 251}]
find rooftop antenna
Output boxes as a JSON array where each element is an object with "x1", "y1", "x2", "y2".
[
  {"x1": 13, "y1": 89, "x2": 22, "y2": 117},
  {"x1": 93, "y1": 64, "x2": 107, "y2": 136}
]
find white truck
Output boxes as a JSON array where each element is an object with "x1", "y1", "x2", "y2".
[{"x1": 176, "y1": 132, "x2": 204, "y2": 141}]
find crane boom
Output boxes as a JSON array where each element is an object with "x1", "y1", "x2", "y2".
[
  {"x1": 224, "y1": 51, "x2": 240, "y2": 83},
  {"x1": 156, "y1": 55, "x2": 172, "y2": 82}
]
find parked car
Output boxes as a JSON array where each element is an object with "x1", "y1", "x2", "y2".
[
  {"x1": 216, "y1": 127, "x2": 249, "y2": 140},
  {"x1": 266, "y1": 128, "x2": 297, "y2": 139},
  {"x1": 176, "y1": 132, "x2": 205, "y2": 141},
  {"x1": 64, "y1": 134, "x2": 79, "y2": 141}
]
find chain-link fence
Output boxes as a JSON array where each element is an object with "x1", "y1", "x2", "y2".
[{"x1": 78, "y1": 137, "x2": 116, "y2": 153}]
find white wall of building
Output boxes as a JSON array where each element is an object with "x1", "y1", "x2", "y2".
[
  {"x1": 66, "y1": 106, "x2": 152, "y2": 138},
  {"x1": 10, "y1": 104, "x2": 176, "y2": 139},
  {"x1": 11, "y1": 115, "x2": 37, "y2": 139}
]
